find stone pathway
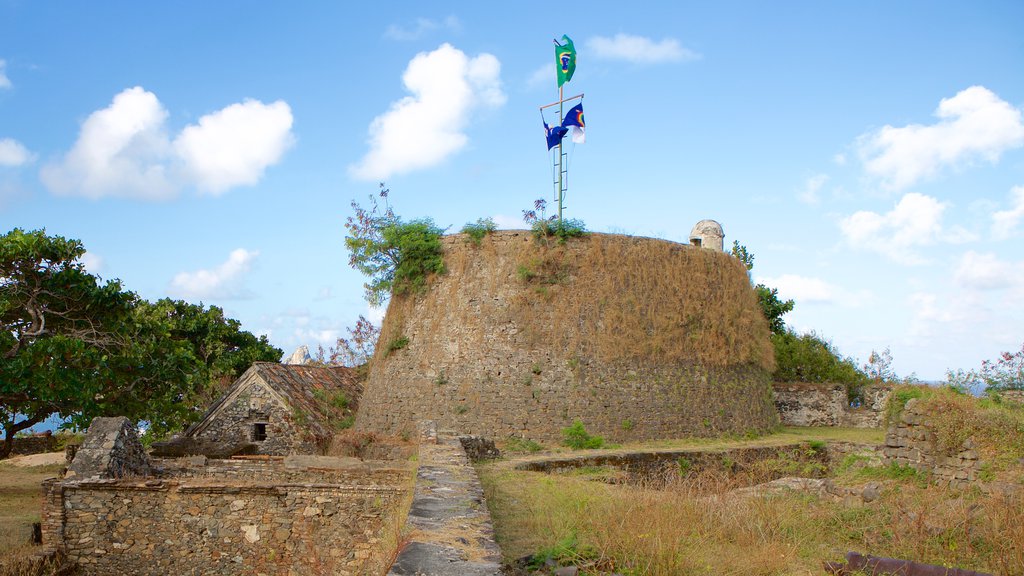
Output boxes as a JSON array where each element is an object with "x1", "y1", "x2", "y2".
[{"x1": 388, "y1": 435, "x2": 503, "y2": 576}]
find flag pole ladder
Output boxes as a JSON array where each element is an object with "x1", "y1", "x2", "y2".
[{"x1": 540, "y1": 91, "x2": 583, "y2": 223}]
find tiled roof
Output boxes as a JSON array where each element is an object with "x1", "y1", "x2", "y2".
[{"x1": 250, "y1": 362, "x2": 362, "y2": 435}]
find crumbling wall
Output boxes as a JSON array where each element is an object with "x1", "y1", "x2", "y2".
[
  {"x1": 66, "y1": 416, "x2": 151, "y2": 479},
  {"x1": 883, "y1": 398, "x2": 981, "y2": 486},
  {"x1": 42, "y1": 464, "x2": 410, "y2": 576},
  {"x1": 773, "y1": 383, "x2": 891, "y2": 428},
  {"x1": 4, "y1": 433, "x2": 56, "y2": 457}
]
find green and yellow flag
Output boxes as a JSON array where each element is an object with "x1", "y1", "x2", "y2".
[{"x1": 555, "y1": 35, "x2": 576, "y2": 87}]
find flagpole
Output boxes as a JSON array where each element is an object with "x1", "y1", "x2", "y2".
[{"x1": 557, "y1": 83, "x2": 564, "y2": 223}]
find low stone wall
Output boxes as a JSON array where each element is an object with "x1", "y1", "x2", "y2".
[
  {"x1": 42, "y1": 463, "x2": 411, "y2": 576},
  {"x1": 773, "y1": 383, "x2": 891, "y2": 428},
  {"x1": 999, "y1": 390, "x2": 1024, "y2": 405},
  {"x1": 388, "y1": 433, "x2": 502, "y2": 576},
  {"x1": 883, "y1": 398, "x2": 981, "y2": 487},
  {"x1": 6, "y1": 434, "x2": 56, "y2": 457},
  {"x1": 154, "y1": 456, "x2": 409, "y2": 487}
]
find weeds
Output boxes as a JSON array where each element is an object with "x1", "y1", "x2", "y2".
[
  {"x1": 562, "y1": 420, "x2": 604, "y2": 450},
  {"x1": 461, "y1": 218, "x2": 497, "y2": 246},
  {"x1": 504, "y1": 437, "x2": 544, "y2": 453}
]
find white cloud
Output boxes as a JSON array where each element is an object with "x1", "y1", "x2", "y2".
[
  {"x1": 757, "y1": 274, "x2": 837, "y2": 303},
  {"x1": 366, "y1": 304, "x2": 386, "y2": 326},
  {"x1": 839, "y1": 193, "x2": 975, "y2": 264},
  {"x1": 40, "y1": 87, "x2": 293, "y2": 200},
  {"x1": 491, "y1": 214, "x2": 523, "y2": 229},
  {"x1": 953, "y1": 251, "x2": 1024, "y2": 291},
  {"x1": 0, "y1": 138, "x2": 34, "y2": 167},
  {"x1": 349, "y1": 44, "x2": 505, "y2": 181},
  {"x1": 798, "y1": 173, "x2": 828, "y2": 205},
  {"x1": 857, "y1": 86, "x2": 1024, "y2": 191},
  {"x1": 586, "y1": 34, "x2": 701, "y2": 64},
  {"x1": 526, "y1": 63, "x2": 552, "y2": 90},
  {"x1": 78, "y1": 251, "x2": 104, "y2": 274},
  {"x1": 992, "y1": 185, "x2": 1024, "y2": 240},
  {"x1": 0, "y1": 59, "x2": 10, "y2": 89},
  {"x1": 384, "y1": 15, "x2": 461, "y2": 41},
  {"x1": 169, "y1": 248, "x2": 259, "y2": 300},
  {"x1": 174, "y1": 99, "x2": 294, "y2": 194}
]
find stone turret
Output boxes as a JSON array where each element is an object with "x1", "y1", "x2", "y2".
[{"x1": 689, "y1": 219, "x2": 724, "y2": 252}]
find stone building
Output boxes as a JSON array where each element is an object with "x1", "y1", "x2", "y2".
[
  {"x1": 689, "y1": 219, "x2": 725, "y2": 251},
  {"x1": 179, "y1": 362, "x2": 361, "y2": 456}
]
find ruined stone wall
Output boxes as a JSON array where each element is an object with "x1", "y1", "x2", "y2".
[
  {"x1": 192, "y1": 377, "x2": 317, "y2": 455},
  {"x1": 42, "y1": 466, "x2": 409, "y2": 576},
  {"x1": 1000, "y1": 390, "x2": 1024, "y2": 405},
  {"x1": 773, "y1": 383, "x2": 891, "y2": 428},
  {"x1": 5, "y1": 434, "x2": 56, "y2": 457},
  {"x1": 883, "y1": 398, "x2": 981, "y2": 487},
  {"x1": 357, "y1": 232, "x2": 778, "y2": 443}
]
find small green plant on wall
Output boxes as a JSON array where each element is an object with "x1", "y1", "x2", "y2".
[
  {"x1": 461, "y1": 217, "x2": 497, "y2": 246},
  {"x1": 562, "y1": 420, "x2": 604, "y2": 450}
]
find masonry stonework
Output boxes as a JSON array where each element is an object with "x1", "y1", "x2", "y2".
[
  {"x1": 190, "y1": 378, "x2": 314, "y2": 455},
  {"x1": 357, "y1": 231, "x2": 778, "y2": 443},
  {"x1": 773, "y1": 383, "x2": 892, "y2": 428},
  {"x1": 883, "y1": 398, "x2": 981, "y2": 487},
  {"x1": 43, "y1": 459, "x2": 411, "y2": 576}
]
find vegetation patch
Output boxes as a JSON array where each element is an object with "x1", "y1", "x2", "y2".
[
  {"x1": 561, "y1": 420, "x2": 604, "y2": 450},
  {"x1": 460, "y1": 218, "x2": 497, "y2": 246}
]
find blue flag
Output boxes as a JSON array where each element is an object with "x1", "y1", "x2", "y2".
[
  {"x1": 544, "y1": 121, "x2": 568, "y2": 150},
  {"x1": 561, "y1": 103, "x2": 585, "y2": 144}
]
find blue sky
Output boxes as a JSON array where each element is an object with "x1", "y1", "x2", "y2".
[{"x1": 2, "y1": 1, "x2": 1023, "y2": 381}]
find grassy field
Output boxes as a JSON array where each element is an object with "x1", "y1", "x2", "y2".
[
  {"x1": 0, "y1": 460, "x2": 62, "y2": 561},
  {"x1": 480, "y1": 426, "x2": 1024, "y2": 575}
]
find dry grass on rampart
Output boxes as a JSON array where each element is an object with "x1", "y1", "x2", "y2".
[
  {"x1": 479, "y1": 462, "x2": 1024, "y2": 575},
  {"x1": 377, "y1": 232, "x2": 773, "y2": 371}
]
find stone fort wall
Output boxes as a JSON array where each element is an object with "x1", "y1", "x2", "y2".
[
  {"x1": 42, "y1": 460, "x2": 411, "y2": 576},
  {"x1": 357, "y1": 231, "x2": 778, "y2": 443},
  {"x1": 773, "y1": 383, "x2": 892, "y2": 428}
]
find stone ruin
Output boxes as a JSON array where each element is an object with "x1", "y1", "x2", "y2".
[
  {"x1": 65, "y1": 416, "x2": 151, "y2": 480},
  {"x1": 689, "y1": 219, "x2": 725, "y2": 252}
]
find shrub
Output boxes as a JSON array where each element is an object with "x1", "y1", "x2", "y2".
[
  {"x1": 345, "y1": 184, "x2": 446, "y2": 306},
  {"x1": 461, "y1": 217, "x2": 497, "y2": 246},
  {"x1": 562, "y1": 420, "x2": 604, "y2": 450},
  {"x1": 505, "y1": 436, "x2": 544, "y2": 453},
  {"x1": 384, "y1": 335, "x2": 409, "y2": 357},
  {"x1": 772, "y1": 330, "x2": 868, "y2": 401}
]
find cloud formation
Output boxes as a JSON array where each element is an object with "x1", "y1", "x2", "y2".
[
  {"x1": 992, "y1": 185, "x2": 1024, "y2": 240},
  {"x1": 0, "y1": 59, "x2": 10, "y2": 89},
  {"x1": 757, "y1": 274, "x2": 838, "y2": 303},
  {"x1": 953, "y1": 251, "x2": 1024, "y2": 291},
  {"x1": 40, "y1": 87, "x2": 293, "y2": 200},
  {"x1": 384, "y1": 15, "x2": 460, "y2": 41},
  {"x1": 349, "y1": 44, "x2": 505, "y2": 181},
  {"x1": 0, "y1": 138, "x2": 34, "y2": 167},
  {"x1": 586, "y1": 34, "x2": 701, "y2": 64},
  {"x1": 839, "y1": 193, "x2": 974, "y2": 264},
  {"x1": 798, "y1": 173, "x2": 828, "y2": 205},
  {"x1": 857, "y1": 86, "x2": 1024, "y2": 191},
  {"x1": 175, "y1": 99, "x2": 294, "y2": 194},
  {"x1": 169, "y1": 248, "x2": 259, "y2": 300}
]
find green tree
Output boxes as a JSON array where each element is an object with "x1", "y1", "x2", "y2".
[
  {"x1": 0, "y1": 229, "x2": 280, "y2": 456},
  {"x1": 136, "y1": 299, "x2": 282, "y2": 437},
  {"x1": 344, "y1": 184, "x2": 446, "y2": 306},
  {"x1": 730, "y1": 241, "x2": 794, "y2": 335}
]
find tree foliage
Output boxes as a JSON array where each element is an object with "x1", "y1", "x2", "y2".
[
  {"x1": 730, "y1": 241, "x2": 794, "y2": 335},
  {"x1": 0, "y1": 229, "x2": 280, "y2": 456},
  {"x1": 771, "y1": 330, "x2": 867, "y2": 387},
  {"x1": 947, "y1": 343, "x2": 1024, "y2": 393},
  {"x1": 315, "y1": 314, "x2": 380, "y2": 369},
  {"x1": 344, "y1": 184, "x2": 446, "y2": 306}
]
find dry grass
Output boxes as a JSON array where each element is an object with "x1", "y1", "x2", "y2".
[
  {"x1": 376, "y1": 232, "x2": 773, "y2": 371},
  {"x1": 479, "y1": 462, "x2": 1024, "y2": 575},
  {"x1": 0, "y1": 460, "x2": 64, "y2": 575}
]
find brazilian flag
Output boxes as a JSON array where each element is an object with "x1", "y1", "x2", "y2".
[{"x1": 555, "y1": 35, "x2": 576, "y2": 87}]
